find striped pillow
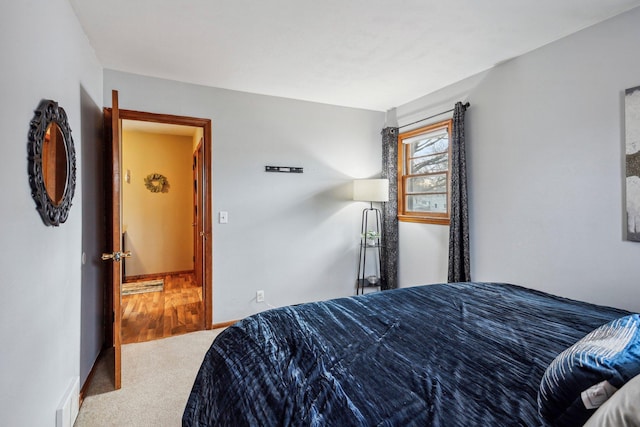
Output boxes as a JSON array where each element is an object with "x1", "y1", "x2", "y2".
[{"x1": 538, "y1": 314, "x2": 640, "y2": 427}]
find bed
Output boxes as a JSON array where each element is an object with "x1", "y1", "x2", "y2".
[{"x1": 183, "y1": 282, "x2": 640, "y2": 426}]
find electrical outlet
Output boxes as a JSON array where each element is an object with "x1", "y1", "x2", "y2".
[{"x1": 256, "y1": 290, "x2": 265, "y2": 303}]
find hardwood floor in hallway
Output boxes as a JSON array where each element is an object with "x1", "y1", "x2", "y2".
[{"x1": 121, "y1": 272, "x2": 204, "y2": 344}]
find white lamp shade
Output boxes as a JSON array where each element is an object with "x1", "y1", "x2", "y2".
[{"x1": 353, "y1": 179, "x2": 389, "y2": 202}]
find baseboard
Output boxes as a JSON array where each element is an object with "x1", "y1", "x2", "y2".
[
  {"x1": 212, "y1": 319, "x2": 238, "y2": 329},
  {"x1": 79, "y1": 346, "x2": 106, "y2": 406},
  {"x1": 124, "y1": 270, "x2": 194, "y2": 282}
]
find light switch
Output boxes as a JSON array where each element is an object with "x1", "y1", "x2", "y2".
[{"x1": 219, "y1": 211, "x2": 228, "y2": 224}]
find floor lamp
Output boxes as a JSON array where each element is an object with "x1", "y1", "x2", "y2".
[{"x1": 353, "y1": 179, "x2": 389, "y2": 293}]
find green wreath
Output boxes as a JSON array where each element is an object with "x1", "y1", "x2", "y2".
[{"x1": 144, "y1": 173, "x2": 170, "y2": 193}]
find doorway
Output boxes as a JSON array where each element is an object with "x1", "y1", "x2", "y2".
[
  {"x1": 120, "y1": 120, "x2": 206, "y2": 343},
  {"x1": 105, "y1": 109, "x2": 213, "y2": 342}
]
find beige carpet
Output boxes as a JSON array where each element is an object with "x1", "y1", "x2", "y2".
[{"x1": 75, "y1": 329, "x2": 224, "y2": 426}]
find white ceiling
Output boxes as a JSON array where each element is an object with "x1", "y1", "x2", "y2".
[{"x1": 69, "y1": 0, "x2": 640, "y2": 111}]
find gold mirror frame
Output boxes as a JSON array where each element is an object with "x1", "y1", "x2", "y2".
[{"x1": 27, "y1": 99, "x2": 76, "y2": 226}]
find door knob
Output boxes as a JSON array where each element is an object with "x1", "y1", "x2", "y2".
[{"x1": 101, "y1": 251, "x2": 132, "y2": 262}]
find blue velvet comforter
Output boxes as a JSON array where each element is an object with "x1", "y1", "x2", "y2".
[{"x1": 183, "y1": 282, "x2": 629, "y2": 426}]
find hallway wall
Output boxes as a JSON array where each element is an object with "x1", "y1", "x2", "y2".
[{"x1": 123, "y1": 130, "x2": 194, "y2": 276}]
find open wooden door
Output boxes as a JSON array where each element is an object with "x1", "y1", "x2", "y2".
[{"x1": 102, "y1": 89, "x2": 126, "y2": 389}]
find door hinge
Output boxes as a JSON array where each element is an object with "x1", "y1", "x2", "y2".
[{"x1": 112, "y1": 311, "x2": 115, "y2": 324}]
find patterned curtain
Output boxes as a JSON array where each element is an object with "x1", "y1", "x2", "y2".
[
  {"x1": 381, "y1": 127, "x2": 399, "y2": 290},
  {"x1": 448, "y1": 102, "x2": 471, "y2": 282}
]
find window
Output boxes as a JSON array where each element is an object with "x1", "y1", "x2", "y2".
[{"x1": 397, "y1": 119, "x2": 452, "y2": 225}]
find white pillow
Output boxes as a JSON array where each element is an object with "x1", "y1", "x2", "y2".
[{"x1": 583, "y1": 373, "x2": 640, "y2": 427}]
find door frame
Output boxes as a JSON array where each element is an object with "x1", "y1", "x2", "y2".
[
  {"x1": 107, "y1": 108, "x2": 213, "y2": 329},
  {"x1": 193, "y1": 139, "x2": 205, "y2": 295}
]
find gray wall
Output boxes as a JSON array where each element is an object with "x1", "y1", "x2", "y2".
[
  {"x1": 0, "y1": 1, "x2": 103, "y2": 425},
  {"x1": 104, "y1": 70, "x2": 385, "y2": 323},
  {"x1": 393, "y1": 7, "x2": 640, "y2": 312}
]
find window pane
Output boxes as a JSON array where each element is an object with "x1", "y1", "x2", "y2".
[
  {"x1": 408, "y1": 131, "x2": 449, "y2": 157},
  {"x1": 398, "y1": 119, "x2": 452, "y2": 223},
  {"x1": 406, "y1": 194, "x2": 447, "y2": 213},
  {"x1": 409, "y1": 153, "x2": 448, "y2": 174},
  {"x1": 406, "y1": 174, "x2": 447, "y2": 194}
]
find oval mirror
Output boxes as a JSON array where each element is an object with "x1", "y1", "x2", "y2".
[
  {"x1": 27, "y1": 99, "x2": 76, "y2": 226},
  {"x1": 42, "y1": 122, "x2": 68, "y2": 206}
]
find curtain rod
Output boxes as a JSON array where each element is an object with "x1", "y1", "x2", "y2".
[{"x1": 398, "y1": 102, "x2": 470, "y2": 129}]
